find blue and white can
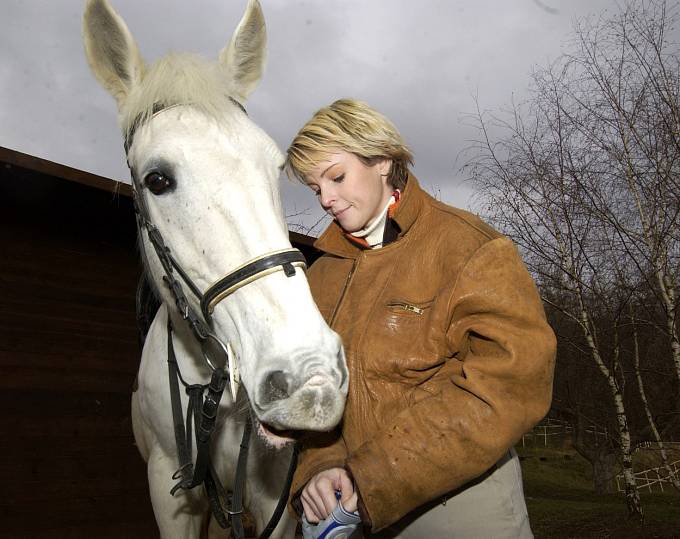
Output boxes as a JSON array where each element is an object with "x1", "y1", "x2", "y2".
[{"x1": 301, "y1": 491, "x2": 362, "y2": 539}]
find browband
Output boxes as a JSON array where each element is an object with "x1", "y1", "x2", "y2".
[{"x1": 124, "y1": 98, "x2": 247, "y2": 154}]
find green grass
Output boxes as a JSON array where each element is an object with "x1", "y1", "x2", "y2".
[{"x1": 518, "y1": 446, "x2": 680, "y2": 538}]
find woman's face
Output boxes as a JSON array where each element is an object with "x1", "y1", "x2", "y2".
[{"x1": 305, "y1": 151, "x2": 393, "y2": 233}]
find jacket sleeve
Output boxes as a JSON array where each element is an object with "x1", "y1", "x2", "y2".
[
  {"x1": 286, "y1": 255, "x2": 353, "y2": 517},
  {"x1": 287, "y1": 430, "x2": 349, "y2": 517},
  {"x1": 345, "y1": 237, "x2": 556, "y2": 532}
]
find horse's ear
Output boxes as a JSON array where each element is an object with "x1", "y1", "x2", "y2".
[
  {"x1": 83, "y1": 0, "x2": 145, "y2": 108},
  {"x1": 218, "y1": 0, "x2": 267, "y2": 102}
]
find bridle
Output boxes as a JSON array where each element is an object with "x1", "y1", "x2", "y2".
[
  {"x1": 127, "y1": 102, "x2": 303, "y2": 538},
  {"x1": 132, "y1": 176, "x2": 306, "y2": 382},
  {"x1": 128, "y1": 102, "x2": 306, "y2": 381}
]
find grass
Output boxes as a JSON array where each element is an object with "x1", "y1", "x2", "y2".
[{"x1": 518, "y1": 445, "x2": 680, "y2": 538}]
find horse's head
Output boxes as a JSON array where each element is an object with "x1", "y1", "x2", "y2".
[{"x1": 83, "y1": 0, "x2": 347, "y2": 442}]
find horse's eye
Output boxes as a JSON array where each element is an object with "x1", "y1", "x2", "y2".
[{"x1": 144, "y1": 172, "x2": 172, "y2": 195}]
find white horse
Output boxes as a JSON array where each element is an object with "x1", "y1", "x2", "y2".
[{"x1": 83, "y1": 1, "x2": 348, "y2": 537}]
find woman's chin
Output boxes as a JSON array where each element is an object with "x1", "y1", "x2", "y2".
[
  {"x1": 336, "y1": 218, "x2": 362, "y2": 233},
  {"x1": 333, "y1": 211, "x2": 362, "y2": 232}
]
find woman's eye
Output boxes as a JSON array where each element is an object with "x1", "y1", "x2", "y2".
[
  {"x1": 144, "y1": 172, "x2": 172, "y2": 195},
  {"x1": 332, "y1": 174, "x2": 345, "y2": 183}
]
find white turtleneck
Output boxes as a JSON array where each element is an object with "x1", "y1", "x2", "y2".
[{"x1": 349, "y1": 194, "x2": 396, "y2": 249}]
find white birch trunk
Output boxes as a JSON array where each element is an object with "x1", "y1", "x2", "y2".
[
  {"x1": 578, "y1": 305, "x2": 644, "y2": 520},
  {"x1": 656, "y1": 269, "x2": 680, "y2": 386},
  {"x1": 630, "y1": 310, "x2": 680, "y2": 491}
]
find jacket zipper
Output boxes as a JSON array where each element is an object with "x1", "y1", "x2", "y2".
[
  {"x1": 329, "y1": 257, "x2": 360, "y2": 328},
  {"x1": 387, "y1": 301, "x2": 425, "y2": 315}
]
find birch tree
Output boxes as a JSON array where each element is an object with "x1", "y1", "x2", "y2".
[
  {"x1": 558, "y1": 0, "x2": 680, "y2": 389},
  {"x1": 466, "y1": 90, "x2": 643, "y2": 517},
  {"x1": 466, "y1": 2, "x2": 680, "y2": 515}
]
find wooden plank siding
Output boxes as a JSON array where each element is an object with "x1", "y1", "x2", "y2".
[
  {"x1": 1, "y1": 151, "x2": 155, "y2": 538},
  {"x1": 0, "y1": 147, "x2": 320, "y2": 538}
]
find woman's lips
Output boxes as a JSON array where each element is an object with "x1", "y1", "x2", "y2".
[{"x1": 333, "y1": 206, "x2": 350, "y2": 218}]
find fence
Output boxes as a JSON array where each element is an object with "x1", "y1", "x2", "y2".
[
  {"x1": 521, "y1": 418, "x2": 608, "y2": 447},
  {"x1": 635, "y1": 441, "x2": 680, "y2": 452},
  {"x1": 616, "y1": 459, "x2": 680, "y2": 493}
]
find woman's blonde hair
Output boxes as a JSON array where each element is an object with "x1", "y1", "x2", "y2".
[{"x1": 285, "y1": 99, "x2": 413, "y2": 190}]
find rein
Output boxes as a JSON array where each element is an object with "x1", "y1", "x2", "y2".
[
  {"x1": 128, "y1": 102, "x2": 303, "y2": 538},
  {"x1": 166, "y1": 319, "x2": 299, "y2": 538}
]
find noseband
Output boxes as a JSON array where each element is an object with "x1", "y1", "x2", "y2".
[{"x1": 127, "y1": 102, "x2": 303, "y2": 538}]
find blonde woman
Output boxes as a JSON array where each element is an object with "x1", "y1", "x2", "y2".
[{"x1": 286, "y1": 99, "x2": 556, "y2": 538}]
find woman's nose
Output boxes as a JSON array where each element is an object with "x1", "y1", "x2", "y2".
[{"x1": 319, "y1": 185, "x2": 336, "y2": 209}]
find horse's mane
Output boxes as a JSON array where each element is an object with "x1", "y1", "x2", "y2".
[{"x1": 121, "y1": 53, "x2": 239, "y2": 140}]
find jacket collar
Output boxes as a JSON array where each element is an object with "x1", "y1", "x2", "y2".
[{"x1": 313, "y1": 172, "x2": 426, "y2": 258}]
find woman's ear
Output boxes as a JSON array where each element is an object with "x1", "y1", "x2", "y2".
[{"x1": 378, "y1": 159, "x2": 392, "y2": 178}]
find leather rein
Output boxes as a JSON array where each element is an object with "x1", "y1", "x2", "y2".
[{"x1": 127, "y1": 102, "x2": 303, "y2": 538}]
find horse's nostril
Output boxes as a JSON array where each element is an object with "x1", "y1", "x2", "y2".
[
  {"x1": 262, "y1": 370, "x2": 290, "y2": 404},
  {"x1": 305, "y1": 375, "x2": 327, "y2": 387}
]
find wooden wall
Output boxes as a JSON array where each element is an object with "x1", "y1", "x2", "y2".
[
  {"x1": 1, "y1": 158, "x2": 157, "y2": 538},
  {"x1": 0, "y1": 148, "x2": 320, "y2": 538}
]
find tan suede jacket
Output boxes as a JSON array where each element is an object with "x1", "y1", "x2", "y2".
[{"x1": 291, "y1": 175, "x2": 556, "y2": 533}]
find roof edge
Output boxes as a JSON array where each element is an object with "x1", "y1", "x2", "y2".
[
  {"x1": 0, "y1": 145, "x2": 319, "y2": 244},
  {"x1": 0, "y1": 145, "x2": 132, "y2": 197}
]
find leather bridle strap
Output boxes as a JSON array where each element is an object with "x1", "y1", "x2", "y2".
[
  {"x1": 258, "y1": 441, "x2": 300, "y2": 538},
  {"x1": 201, "y1": 249, "x2": 307, "y2": 319},
  {"x1": 167, "y1": 321, "x2": 199, "y2": 491},
  {"x1": 132, "y1": 181, "x2": 211, "y2": 345},
  {"x1": 228, "y1": 417, "x2": 300, "y2": 539},
  {"x1": 166, "y1": 319, "x2": 300, "y2": 539},
  {"x1": 229, "y1": 416, "x2": 252, "y2": 539},
  {"x1": 168, "y1": 319, "x2": 226, "y2": 495}
]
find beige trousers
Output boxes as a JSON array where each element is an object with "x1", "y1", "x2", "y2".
[{"x1": 372, "y1": 449, "x2": 533, "y2": 538}]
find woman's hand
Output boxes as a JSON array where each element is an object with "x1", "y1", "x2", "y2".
[{"x1": 300, "y1": 467, "x2": 358, "y2": 523}]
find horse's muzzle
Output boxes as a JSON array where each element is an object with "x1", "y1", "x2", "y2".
[{"x1": 253, "y1": 355, "x2": 348, "y2": 432}]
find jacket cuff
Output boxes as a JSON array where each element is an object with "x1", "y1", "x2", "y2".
[
  {"x1": 344, "y1": 462, "x2": 373, "y2": 530},
  {"x1": 346, "y1": 443, "x2": 400, "y2": 533},
  {"x1": 356, "y1": 491, "x2": 373, "y2": 531}
]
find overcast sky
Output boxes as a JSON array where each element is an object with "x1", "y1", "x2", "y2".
[{"x1": 1, "y1": 0, "x2": 618, "y2": 234}]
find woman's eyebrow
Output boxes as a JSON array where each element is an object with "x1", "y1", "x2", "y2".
[{"x1": 320, "y1": 161, "x2": 339, "y2": 177}]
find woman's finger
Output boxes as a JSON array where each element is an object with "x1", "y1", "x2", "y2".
[
  {"x1": 337, "y1": 471, "x2": 354, "y2": 502},
  {"x1": 301, "y1": 487, "x2": 325, "y2": 523},
  {"x1": 301, "y1": 495, "x2": 321, "y2": 524},
  {"x1": 342, "y1": 491, "x2": 358, "y2": 513},
  {"x1": 312, "y1": 475, "x2": 339, "y2": 518}
]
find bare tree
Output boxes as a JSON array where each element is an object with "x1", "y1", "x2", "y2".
[
  {"x1": 466, "y1": 80, "x2": 645, "y2": 517},
  {"x1": 463, "y1": 5, "x2": 680, "y2": 522},
  {"x1": 629, "y1": 303, "x2": 680, "y2": 491},
  {"x1": 465, "y1": 2, "x2": 680, "y2": 516},
  {"x1": 557, "y1": 0, "x2": 680, "y2": 388},
  {"x1": 285, "y1": 208, "x2": 330, "y2": 238}
]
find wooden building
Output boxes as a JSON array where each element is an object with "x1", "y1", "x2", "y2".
[{"x1": 0, "y1": 146, "x2": 318, "y2": 538}]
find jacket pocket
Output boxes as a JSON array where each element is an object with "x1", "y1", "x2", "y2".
[
  {"x1": 366, "y1": 297, "x2": 441, "y2": 384},
  {"x1": 386, "y1": 299, "x2": 434, "y2": 316}
]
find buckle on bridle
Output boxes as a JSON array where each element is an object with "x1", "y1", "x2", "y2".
[{"x1": 201, "y1": 333, "x2": 230, "y2": 372}]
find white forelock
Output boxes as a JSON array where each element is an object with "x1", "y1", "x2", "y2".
[{"x1": 121, "y1": 52, "x2": 241, "y2": 141}]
